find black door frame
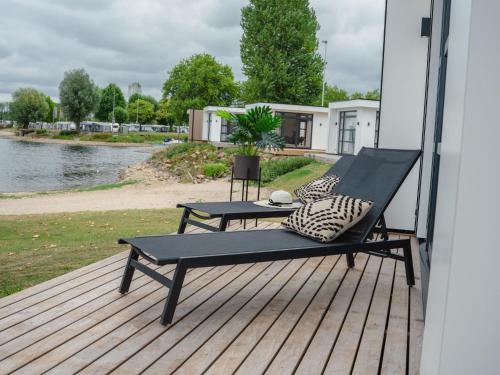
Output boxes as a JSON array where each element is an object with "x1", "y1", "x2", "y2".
[{"x1": 337, "y1": 110, "x2": 357, "y2": 155}]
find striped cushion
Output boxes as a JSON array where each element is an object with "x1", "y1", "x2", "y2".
[
  {"x1": 294, "y1": 175, "x2": 340, "y2": 203},
  {"x1": 282, "y1": 194, "x2": 373, "y2": 243}
]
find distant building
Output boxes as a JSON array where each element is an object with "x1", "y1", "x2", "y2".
[{"x1": 193, "y1": 101, "x2": 380, "y2": 154}]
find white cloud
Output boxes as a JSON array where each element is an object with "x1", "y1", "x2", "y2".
[{"x1": 0, "y1": 0, "x2": 384, "y2": 101}]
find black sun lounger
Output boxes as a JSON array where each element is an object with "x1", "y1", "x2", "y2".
[
  {"x1": 175, "y1": 154, "x2": 356, "y2": 233},
  {"x1": 119, "y1": 148, "x2": 421, "y2": 325}
]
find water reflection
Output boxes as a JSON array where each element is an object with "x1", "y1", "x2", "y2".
[{"x1": 0, "y1": 138, "x2": 154, "y2": 192}]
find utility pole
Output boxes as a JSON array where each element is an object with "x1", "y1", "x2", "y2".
[
  {"x1": 321, "y1": 40, "x2": 328, "y2": 107},
  {"x1": 112, "y1": 86, "x2": 116, "y2": 124},
  {"x1": 136, "y1": 99, "x2": 140, "y2": 131}
]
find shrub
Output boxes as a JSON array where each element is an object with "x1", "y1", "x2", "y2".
[
  {"x1": 260, "y1": 157, "x2": 314, "y2": 184},
  {"x1": 203, "y1": 163, "x2": 229, "y2": 178},
  {"x1": 35, "y1": 129, "x2": 48, "y2": 135},
  {"x1": 59, "y1": 130, "x2": 79, "y2": 136}
]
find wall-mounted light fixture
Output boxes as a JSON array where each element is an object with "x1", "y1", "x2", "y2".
[
  {"x1": 421, "y1": 17, "x2": 431, "y2": 37},
  {"x1": 357, "y1": 122, "x2": 360, "y2": 126},
  {"x1": 367, "y1": 122, "x2": 371, "y2": 126},
  {"x1": 334, "y1": 122, "x2": 338, "y2": 126}
]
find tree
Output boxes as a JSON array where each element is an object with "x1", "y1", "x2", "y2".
[
  {"x1": 155, "y1": 98, "x2": 175, "y2": 127},
  {"x1": 10, "y1": 88, "x2": 49, "y2": 128},
  {"x1": 59, "y1": 69, "x2": 99, "y2": 131},
  {"x1": 364, "y1": 89, "x2": 380, "y2": 100},
  {"x1": 110, "y1": 106, "x2": 128, "y2": 124},
  {"x1": 162, "y1": 53, "x2": 238, "y2": 123},
  {"x1": 44, "y1": 96, "x2": 56, "y2": 123},
  {"x1": 350, "y1": 91, "x2": 364, "y2": 100},
  {"x1": 128, "y1": 93, "x2": 158, "y2": 111},
  {"x1": 240, "y1": 0, "x2": 324, "y2": 104},
  {"x1": 127, "y1": 99, "x2": 155, "y2": 124},
  {"x1": 95, "y1": 83, "x2": 126, "y2": 121},
  {"x1": 317, "y1": 85, "x2": 349, "y2": 106}
]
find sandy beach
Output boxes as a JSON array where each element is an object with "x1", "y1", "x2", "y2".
[{"x1": 0, "y1": 178, "x2": 266, "y2": 215}]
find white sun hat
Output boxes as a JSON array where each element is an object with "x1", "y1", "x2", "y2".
[{"x1": 254, "y1": 190, "x2": 302, "y2": 209}]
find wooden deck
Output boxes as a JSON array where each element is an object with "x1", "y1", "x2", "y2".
[{"x1": 0, "y1": 220, "x2": 424, "y2": 374}]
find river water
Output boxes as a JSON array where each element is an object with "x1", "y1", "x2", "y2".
[{"x1": 0, "y1": 138, "x2": 154, "y2": 193}]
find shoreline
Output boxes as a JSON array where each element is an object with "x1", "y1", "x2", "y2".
[{"x1": 0, "y1": 129, "x2": 159, "y2": 148}]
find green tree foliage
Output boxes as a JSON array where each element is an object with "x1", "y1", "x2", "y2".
[
  {"x1": 128, "y1": 93, "x2": 158, "y2": 111},
  {"x1": 155, "y1": 99, "x2": 176, "y2": 126},
  {"x1": 96, "y1": 83, "x2": 126, "y2": 121},
  {"x1": 240, "y1": 0, "x2": 324, "y2": 104},
  {"x1": 10, "y1": 88, "x2": 49, "y2": 128},
  {"x1": 162, "y1": 53, "x2": 238, "y2": 124},
  {"x1": 110, "y1": 106, "x2": 128, "y2": 124},
  {"x1": 364, "y1": 89, "x2": 380, "y2": 100},
  {"x1": 44, "y1": 96, "x2": 56, "y2": 123},
  {"x1": 317, "y1": 85, "x2": 349, "y2": 106},
  {"x1": 350, "y1": 91, "x2": 364, "y2": 100},
  {"x1": 59, "y1": 69, "x2": 99, "y2": 131},
  {"x1": 127, "y1": 99, "x2": 155, "y2": 124}
]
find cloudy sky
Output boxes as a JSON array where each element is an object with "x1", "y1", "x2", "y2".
[{"x1": 0, "y1": 0, "x2": 385, "y2": 102}]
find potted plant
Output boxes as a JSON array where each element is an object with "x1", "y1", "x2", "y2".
[{"x1": 217, "y1": 106, "x2": 284, "y2": 179}]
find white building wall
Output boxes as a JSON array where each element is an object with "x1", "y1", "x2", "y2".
[
  {"x1": 378, "y1": 0, "x2": 431, "y2": 231},
  {"x1": 421, "y1": 1, "x2": 500, "y2": 373},
  {"x1": 311, "y1": 112, "x2": 329, "y2": 150},
  {"x1": 326, "y1": 105, "x2": 378, "y2": 155}
]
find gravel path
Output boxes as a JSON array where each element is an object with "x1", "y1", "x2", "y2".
[{"x1": 0, "y1": 180, "x2": 267, "y2": 215}]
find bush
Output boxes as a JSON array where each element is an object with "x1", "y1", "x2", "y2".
[
  {"x1": 162, "y1": 142, "x2": 215, "y2": 159},
  {"x1": 35, "y1": 129, "x2": 48, "y2": 135},
  {"x1": 260, "y1": 157, "x2": 314, "y2": 184},
  {"x1": 59, "y1": 130, "x2": 79, "y2": 136},
  {"x1": 203, "y1": 163, "x2": 229, "y2": 178}
]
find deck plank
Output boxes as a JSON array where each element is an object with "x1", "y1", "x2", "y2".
[
  {"x1": 323, "y1": 255, "x2": 384, "y2": 374},
  {"x1": 351, "y1": 257, "x2": 396, "y2": 374},
  {"x1": 220, "y1": 255, "x2": 343, "y2": 375},
  {"x1": 235, "y1": 256, "x2": 337, "y2": 375},
  {"x1": 381, "y1": 256, "x2": 409, "y2": 374},
  {"x1": 293, "y1": 253, "x2": 370, "y2": 375},
  {"x1": 0, "y1": 220, "x2": 423, "y2": 375}
]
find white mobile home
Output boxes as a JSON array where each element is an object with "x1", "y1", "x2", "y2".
[
  {"x1": 201, "y1": 103, "x2": 329, "y2": 151},
  {"x1": 326, "y1": 99, "x2": 380, "y2": 155},
  {"x1": 380, "y1": 0, "x2": 500, "y2": 373},
  {"x1": 202, "y1": 106, "x2": 246, "y2": 143}
]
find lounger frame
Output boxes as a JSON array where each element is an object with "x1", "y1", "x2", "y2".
[{"x1": 119, "y1": 148, "x2": 421, "y2": 325}]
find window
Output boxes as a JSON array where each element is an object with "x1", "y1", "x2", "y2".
[
  {"x1": 276, "y1": 112, "x2": 313, "y2": 149},
  {"x1": 220, "y1": 117, "x2": 235, "y2": 142}
]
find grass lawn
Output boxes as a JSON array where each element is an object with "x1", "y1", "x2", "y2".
[
  {"x1": 0, "y1": 208, "x2": 182, "y2": 297},
  {"x1": 265, "y1": 161, "x2": 331, "y2": 194}
]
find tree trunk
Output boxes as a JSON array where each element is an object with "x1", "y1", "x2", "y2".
[{"x1": 75, "y1": 121, "x2": 81, "y2": 132}]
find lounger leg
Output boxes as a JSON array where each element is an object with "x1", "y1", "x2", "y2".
[
  {"x1": 402, "y1": 241, "x2": 415, "y2": 286},
  {"x1": 346, "y1": 252, "x2": 355, "y2": 268},
  {"x1": 177, "y1": 208, "x2": 190, "y2": 234},
  {"x1": 160, "y1": 262, "x2": 187, "y2": 325},
  {"x1": 119, "y1": 247, "x2": 139, "y2": 294},
  {"x1": 219, "y1": 215, "x2": 229, "y2": 232}
]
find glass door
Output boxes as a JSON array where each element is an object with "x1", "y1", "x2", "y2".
[
  {"x1": 220, "y1": 118, "x2": 234, "y2": 142},
  {"x1": 277, "y1": 112, "x2": 313, "y2": 148},
  {"x1": 338, "y1": 111, "x2": 357, "y2": 154}
]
